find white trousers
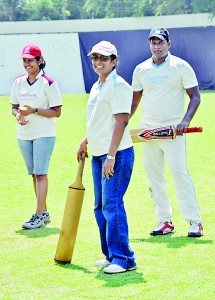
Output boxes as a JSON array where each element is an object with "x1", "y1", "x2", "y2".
[{"x1": 142, "y1": 135, "x2": 202, "y2": 223}]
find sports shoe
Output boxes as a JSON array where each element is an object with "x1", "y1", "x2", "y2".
[
  {"x1": 42, "y1": 211, "x2": 51, "y2": 224},
  {"x1": 188, "y1": 222, "x2": 203, "y2": 237},
  {"x1": 103, "y1": 264, "x2": 137, "y2": 274},
  {"x1": 150, "y1": 221, "x2": 175, "y2": 236},
  {"x1": 22, "y1": 214, "x2": 44, "y2": 229},
  {"x1": 94, "y1": 258, "x2": 110, "y2": 267}
]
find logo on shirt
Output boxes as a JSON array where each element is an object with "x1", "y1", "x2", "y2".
[
  {"x1": 145, "y1": 75, "x2": 169, "y2": 85},
  {"x1": 18, "y1": 92, "x2": 38, "y2": 99}
]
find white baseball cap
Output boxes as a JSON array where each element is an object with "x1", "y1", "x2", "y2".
[{"x1": 87, "y1": 41, "x2": 118, "y2": 57}]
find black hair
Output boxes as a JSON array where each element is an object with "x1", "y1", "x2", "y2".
[
  {"x1": 110, "y1": 54, "x2": 117, "y2": 60},
  {"x1": 110, "y1": 54, "x2": 118, "y2": 70},
  {"x1": 36, "y1": 56, "x2": 46, "y2": 73}
]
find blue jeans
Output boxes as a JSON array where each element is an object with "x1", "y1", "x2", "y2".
[{"x1": 92, "y1": 147, "x2": 135, "y2": 269}]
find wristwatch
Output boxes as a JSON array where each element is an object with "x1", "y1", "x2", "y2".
[
  {"x1": 34, "y1": 108, "x2": 38, "y2": 114},
  {"x1": 107, "y1": 154, "x2": 115, "y2": 160}
]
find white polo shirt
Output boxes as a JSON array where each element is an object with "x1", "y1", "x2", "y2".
[
  {"x1": 87, "y1": 70, "x2": 133, "y2": 156},
  {"x1": 132, "y1": 52, "x2": 198, "y2": 127},
  {"x1": 10, "y1": 71, "x2": 62, "y2": 140}
]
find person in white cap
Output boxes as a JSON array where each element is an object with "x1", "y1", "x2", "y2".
[
  {"x1": 77, "y1": 41, "x2": 136, "y2": 274},
  {"x1": 131, "y1": 28, "x2": 203, "y2": 237},
  {"x1": 10, "y1": 44, "x2": 62, "y2": 229}
]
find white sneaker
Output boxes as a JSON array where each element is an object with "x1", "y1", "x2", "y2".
[
  {"x1": 94, "y1": 258, "x2": 110, "y2": 267},
  {"x1": 103, "y1": 264, "x2": 136, "y2": 274},
  {"x1": 188, "y1": 222, "x2": 203, "y2": 237},
  {"x1": 150, "y1": 221, "x2": 175, "y2": 236},
  {"x1": 42, "y1": 211, "x2": 51, "y2": 224},
  {"x1": 22, "y1": 214, "x2": 44, "y2": 229}
]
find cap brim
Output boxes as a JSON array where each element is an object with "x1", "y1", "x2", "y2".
[
  {"x1": 87, "y1": 50, "x2": 113, "y2": 56},
  {"x1": 19, "y1": 54, "x2": 36, "y2": 59},
  {"x1": 148, "y1": 34, "x2": 166, "y2": 41}
]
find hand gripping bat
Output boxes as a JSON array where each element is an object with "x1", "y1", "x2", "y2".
[
  {"x1": 54, "y1": 157, "x2": 85, "y2": 264},
  {"x1": 130, "y1": 126, "x2": 203, "y2": 143}
]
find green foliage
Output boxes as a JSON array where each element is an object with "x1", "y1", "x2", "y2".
[
  {"x1": 0, "y1": 0, "x2": 28, "y2": 21},
  {"x1": 25, "y1": 0, "x2": 63, "y2": 21},
  {"x1": 132, "y1": 0, "x2": 207, "y2": 17},
  {"x1": 66, "y1": 0, "x2": 87, "y2": 19},
  {"x1": 0, "y1": 92, "x2": 214, "y2": 299},
  {"x1": 133, "y1": 0, "x2": 159, "y2": 17},
  {"x1": 193, "y1": 0, "x2": 215, "y2": 15},
  {"x1": 0, "y1": 0, "x2": 214, "y2": 21},
  {"x1": 83, "y1": 0, "x2": 106, "y2": 19},
  {"x1": 155, "y1": 0, "x2": 194, "y2": 16},
  {"x1": 84, "y1": 0, "x2": 134, "y2": 19}
]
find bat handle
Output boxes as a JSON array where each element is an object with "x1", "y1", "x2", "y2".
[
  {"x1": 70, "y1": 157, "x2": 85, "y2": 189},
  {"x1": 77, "y1": 159, "x2": 85, "y2": 178},
  {"x1": 75, "y1": 153, "x2": 85, "y2": 180},
  {"x1": 185, "y1": 127, "x2": 203, "y2": 133}
]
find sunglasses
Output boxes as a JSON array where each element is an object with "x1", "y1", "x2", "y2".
[{"x1": 89, "y1": 55, "x2": 111, "y2": 62}]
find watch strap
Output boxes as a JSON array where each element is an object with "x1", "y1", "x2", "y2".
[{"x1": 107, "y1": 154, "x2": 115, "y2": 160}]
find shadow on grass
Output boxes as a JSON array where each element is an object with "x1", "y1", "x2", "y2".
[
  {"x1": 54, "y1": 263, "x2": 146, "y2": 286},
  {"x1": 95, "y1": 268, "x2": 146, "y2": 287},
  {"x1": 54, "y1": 263, "x2": 93, "y2": 274},
  {"x1": 130, "y1": 234, "x2": 214, "y2": 248},
  {"x1": 15, "y1": 227, "x2": 60, "y2": 238}
]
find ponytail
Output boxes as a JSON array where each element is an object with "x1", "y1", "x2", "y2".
[{"x1": 36, "y1": 56, "x2": 46, "y2": 74}]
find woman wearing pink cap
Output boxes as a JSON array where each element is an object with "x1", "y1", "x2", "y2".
[{"x1": 10, "y1": 44, "x2": 62, "y2": 229}]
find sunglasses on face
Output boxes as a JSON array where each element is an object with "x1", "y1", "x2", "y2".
[{"x1": 89, "y1": 55, "x2": 111, "y2": 62}]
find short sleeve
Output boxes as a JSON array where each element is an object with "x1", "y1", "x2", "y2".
[
  {"x1": 132, "y1": 66, "x2": 143, "y2": 92},
  {"x1": 180, "y1": 61, "x2": 198, "y2": 89},
  {"x1": 46, "y1": 82, "x2": 62, "y2": 107},
  {"x1": 10, "y1": 80, "x2": 19, "y2": 105},
  {"x1": 110, "y1": 83, "x2": 132, "y2": 114}
]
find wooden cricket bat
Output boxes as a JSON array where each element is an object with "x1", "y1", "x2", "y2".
[
  {"x1": 130, "y1": 126, "x2": 203, "y2": 143},
  {"x1": 54, "y1": 157, "x2": 85, "y2": 264}
]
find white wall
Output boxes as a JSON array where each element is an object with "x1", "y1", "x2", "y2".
[{"x1": 0, "y1": 33, "x2": 85, "y2": 95}]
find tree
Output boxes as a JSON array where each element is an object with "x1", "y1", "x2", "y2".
[
  {"x1": 132, "y1": 0, "x2": 158, "y2": 17},
  {"x1": 132, "y1": 0, "x2": 215, "y2": 17},
  {"x1": 155, "y1": 0, "x2": 194, "y2": 16},
  {"x1": 25, "y1": 0, "x2": 61, "y2": 21},
  {"x1": 66, "y1": 0, "x2": 87, "y2": 19},
  {"x1": 104, "y1": 0, "x2": 134, "y2": 18},
  {"x1": 0, "y1": 0, "x2": 28, "y2": 21},
  {"x1": 83, "y1": 0, "x2": 106, "y2": 19},
  {"x1": 193, "y1": 0, "x2": 215, "y2": 16},
  {"x1": 83, "y1": 0, "x2": 134, "y2": 19},
  {"x1": 0, "y1": 0, "x2": 214, "y2": 21}
]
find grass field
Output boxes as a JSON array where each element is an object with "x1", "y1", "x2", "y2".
[{"x1": 0, "y1": 92, "x2": 214, "y2": 300}]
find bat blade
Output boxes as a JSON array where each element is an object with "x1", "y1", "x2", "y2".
[
  {"x1": 130, "y1": 126, "x2": 203, "y2": 143},
  {"x1": 54, "y1": 159, "x2": 85, "y2": 264}
]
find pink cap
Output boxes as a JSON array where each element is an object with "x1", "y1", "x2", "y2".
[
  {"x1": 20, "y1": 44, "x2": 42, "y2": 58},
  {"x1": 87, "y1": 41, "x2": 118, "y2": 57}
]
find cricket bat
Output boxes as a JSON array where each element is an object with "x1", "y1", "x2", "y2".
[
  {"x1": 54, "y1": 157, "x2": 85, "y2": 264},
  {"x1": 130, "y1": 126, "x2": 203, "y2": 143}
]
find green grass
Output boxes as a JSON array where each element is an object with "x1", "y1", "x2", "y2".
[{"x1": 0, "y1": 92, "x2": 214, "y2": 300}]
